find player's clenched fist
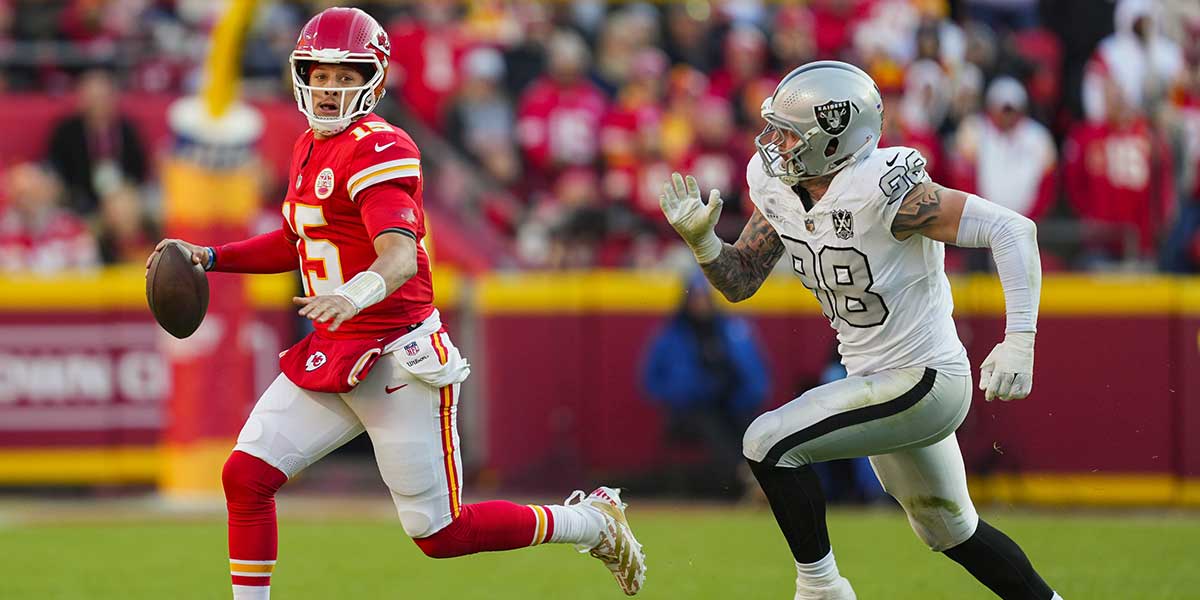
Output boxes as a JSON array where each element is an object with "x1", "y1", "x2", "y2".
[
  {"x1": 979, "y1": 331, "x2": 1035, "y2": 401},
  {"x1": 146, "y1": 238, "x2": 211, "y2": 270},
  {"x1": 659, "y1": 172, "x2": 724, "y2": 264}
]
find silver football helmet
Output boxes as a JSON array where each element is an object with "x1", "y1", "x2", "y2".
[{"x1": 755, "y1": 61, "x2": 883, "y2": 184}]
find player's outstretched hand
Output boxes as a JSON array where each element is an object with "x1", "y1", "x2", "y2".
[
  {"x1": 294, "y1": 294, "x2": 358, "y2": 332},
  {"x1": 979, "y1": 332, "x2": 1034, "y2": 401},
  {"x1": 659, "y1": 172, "x2": 724, "y2": 262},
  {"x1": 147, "y1": 239, "x2": 210, "y2": 270}
]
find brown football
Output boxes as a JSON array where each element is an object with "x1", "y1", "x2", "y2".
[{"x1": 146, "y1": 241, "x2": 209, "y2": 339}]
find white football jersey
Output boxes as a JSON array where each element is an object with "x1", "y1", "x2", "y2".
[{"x1": 746, "y1": 146, "x2": 969, "y2": 377}]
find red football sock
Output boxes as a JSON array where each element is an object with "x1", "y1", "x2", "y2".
[
  {"x1": 222, "y1": 451, "x2": 288, "y2": 590},
  {"x1": 413, "y1": 501, "x2": 556, "y2": 558}
]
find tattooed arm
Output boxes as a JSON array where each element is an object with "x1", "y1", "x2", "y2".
[
  {"x1": 889, "y1": 180, "x2": 968, "y2": 243},
  {"x1": 700, "y1": 208, "x2": 785, "y2": 302}
]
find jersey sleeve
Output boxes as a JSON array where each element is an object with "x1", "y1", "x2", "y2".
[
  {"x1": 871, "y1": 146, "x2": 931, "y2": 229},
  {"x1": 744, "y1": 153, "x2": 770, "y2": 212},
  {"x1": 344, "y1": 126, "x2": 422, "y2": 203},
  {"x1": 744, "y1": 152, "x2": 793, "y2": 217},
  {"x1": 357, "y1": 179, "x2": 424, "y2": 241}
]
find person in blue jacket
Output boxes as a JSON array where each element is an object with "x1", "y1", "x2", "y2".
[{"x1": 641, "y1": 271, "x2": 771, "y2": 495}]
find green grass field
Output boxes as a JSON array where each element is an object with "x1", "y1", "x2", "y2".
[{"x1": 2, "y1": 502, "x2": 1198, "y2": 599}]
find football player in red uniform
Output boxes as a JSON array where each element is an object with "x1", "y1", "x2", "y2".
[{"x1": 147, "y1": 8, "x2": 644, "y2": 599}]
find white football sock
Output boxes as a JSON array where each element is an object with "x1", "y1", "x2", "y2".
[
  {"x1": 796, "y1": 549, "x2": 843, "y2": 589},
  {"x1": 1051, "y1": 593, "x2": 1063, "y2": 599},
  {"x1": 232, "y1": 584, "x2": 270, "y2": 599},
  {"x1": 545, "y1": 503, "x2": 603, "y2": 547}
]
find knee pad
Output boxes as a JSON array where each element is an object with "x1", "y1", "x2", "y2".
[
  {"x1": 222, "y1": 450, "x2": 288, "y2": 503},
  {"x1": 396, "y1": 504, "x2": 442, "y2": 539},
  {"x1": 376, "y1": 441, "x2": 449, "y2": 538},
  {"x1": 411, "y1": 508, "x2": 469, "y2": 559},
  {"x1": 897, "y1": 494, "x2": 979, "y2": 551},
  {"x1": 742, "y1": 410, "x2": 783, "y2": 463}
]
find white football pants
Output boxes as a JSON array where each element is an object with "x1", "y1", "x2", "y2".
[
  {"x1": 233, "y1": 327, "x2": 469, "y2": 539},
  {"x1": 743, "y1": 366, "x2": 979, "y2": 551}
]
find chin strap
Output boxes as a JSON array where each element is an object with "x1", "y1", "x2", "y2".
[{"x1": 308, "y1": 117, "x2": 352, "y2": 135}]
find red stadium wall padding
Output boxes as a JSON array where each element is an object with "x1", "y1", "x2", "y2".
[
  {"x1": 479, "y1": 310, "x2": 1190, "y2": 492},
  {"x1": 1176, "y1": 315, "x2": 1200, "y2": 479},
  {"x1": 957, "y1": 316, "x2": 1174, "y2": 476}
]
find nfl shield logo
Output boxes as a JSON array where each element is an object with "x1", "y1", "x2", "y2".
[
  {"x1": 832, "y1": 209, "x2": 854, "y2": 240},
  {"x1": 404, "y1": 341, "x2": 419, "y2": 356},
  {"x1": 805, "y1": 217, "x2": 815, "y2": 233},
  {"x1": 813, "y1": 100, "x2": 852, "y2": 136}
]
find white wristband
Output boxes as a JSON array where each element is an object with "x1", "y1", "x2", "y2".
[
  {"x1": 690, "y1": 230, "x2": 724, "y2": 264},
  {"x1": 333, "y1": 271, "x2": 388, "y2": 313}
]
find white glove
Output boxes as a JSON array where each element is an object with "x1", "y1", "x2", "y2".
[
  {"x1": 659, "y1": 172, "x2": 724, "y2": 263},
  {"x1": 979, "y1": 331, "x2": 1035, "y2": 401}
]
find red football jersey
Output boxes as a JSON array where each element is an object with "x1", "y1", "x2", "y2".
[
  {"x1": 1063, "y1": 118, "x2": 1174, "y2": 253},
  {"x1": 516, "y1": 77, "x2": 609, "y2": 174},
  {"x1": 281, "y1": 113, "x2": 434, "y2": 339}
]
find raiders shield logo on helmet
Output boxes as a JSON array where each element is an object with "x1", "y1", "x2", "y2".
[
  {"x1": 813, "y1": 100, "x2": 852, "y2": 136},
  {"x1": 832, "y1": 209, "x2": 854, "y2": 240}
]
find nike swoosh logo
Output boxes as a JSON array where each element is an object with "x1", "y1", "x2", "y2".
[
  {"x1": 385, "y1": 384, "x2": 408, "y2": 394},
  {"x1": 375, "y1": 141, "x2": 395, "y2": 152},
  {"x1": 886, "y1": 155, "x2": 899, "y2": 167}
]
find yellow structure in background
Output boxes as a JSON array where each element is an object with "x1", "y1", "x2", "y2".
[{"x1": 158, "y1": 0, "x2": 263, "y2": 499}]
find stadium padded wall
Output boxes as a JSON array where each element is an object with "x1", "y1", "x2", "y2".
[{"x1": 0, "y1": 270, "x2": 1197, "y2": 507}]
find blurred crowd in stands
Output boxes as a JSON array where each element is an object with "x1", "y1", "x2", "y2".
[{"x1": 1, "y1": 0, "x2": 1200, "y2": 274}]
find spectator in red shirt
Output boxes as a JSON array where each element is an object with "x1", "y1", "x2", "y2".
[
  {"x1": 1064, "y1": 80, "x2": 1174, "y2": 262},
  {"x1": 388, "y1": 4, "x2": 474, "y2": 129},
  {"x1": 516, "y1": 30, "x2": 608, "y2": 183},
  {"x1": 809, "y1": 0, "x2": 871, "y2": 60},
  {"x1": 679, "y1": 96, "x2": 746, "y2": 236},
  {"x1": 0, "y1": 163, "x2": 98, "y2": 273}
]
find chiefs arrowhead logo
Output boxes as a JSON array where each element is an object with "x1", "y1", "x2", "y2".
[
  {"x1": 305, "y1": 351, "x2": 327, "y2": 371},
  {"x1": 372, "y1": 29, "x2": 391, "y2": 55}
]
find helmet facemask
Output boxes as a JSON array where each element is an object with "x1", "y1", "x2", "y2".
[
  {"x1": 290, "y1": 50, "x2": 386, "y2": 135},
  {"x1": 755, "y1": 98, "x2": 819, "y2": 185}
]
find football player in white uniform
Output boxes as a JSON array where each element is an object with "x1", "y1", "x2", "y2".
[{"x1": 661, "y1": 61, "x2": 1063, "y2": 600}]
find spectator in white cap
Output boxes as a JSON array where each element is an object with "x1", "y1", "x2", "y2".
[
  {"x1": 446, "y1": 46, "x2": 514, "y2": 158},
  {"x1": 952, "y1": 76, "x2": 1057, "y2": 221},
  {"x1": 1082, "y1": 0, "x2": 1184, "y2": 122}
]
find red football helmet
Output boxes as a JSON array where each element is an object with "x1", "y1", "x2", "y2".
[{"x1": 290, "y1": 7, "x2": 391, "y2": 134}]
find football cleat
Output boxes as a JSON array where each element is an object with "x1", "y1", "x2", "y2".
[
  {"x1": 568, "y1": 486, "x2": 647, "y2": 596},
  {"x1": 794, "y1": 576, "x2": 856, "y2": 600}
]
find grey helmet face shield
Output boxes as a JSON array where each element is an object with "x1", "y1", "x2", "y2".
[{"x1": 753, "y1": 61, "x2": 884, "y2": 185}]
